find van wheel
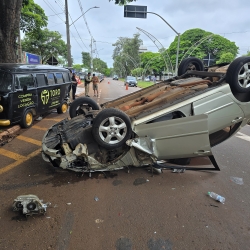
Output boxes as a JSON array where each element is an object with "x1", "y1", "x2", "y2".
[
  {"x1": 57, "y1": 102, "x2": 68, "y2": 114},
  {"x1": 178, "y1": 57, "x2": 204, "y2": 76},
  {"x1": 20, "y1": 109, "x2": 33, "y2": 128},
  {"x1": 92, "y1": 108, "x2": 132, "y2": 149},
  {"x1": 226, "y1": 56, "x2": 250, "y2": 93},
  {"x1": 69, "y1": 97, "x2": 99, "y2": 118}
]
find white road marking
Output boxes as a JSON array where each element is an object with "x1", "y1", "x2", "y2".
[{"x1": 235, "y1": 132, "x2": 250, "y2": 142}]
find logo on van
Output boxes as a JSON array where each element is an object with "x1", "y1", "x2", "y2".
[{"x1": 41, "y1": 90, "x2": 50, "y2": 105}]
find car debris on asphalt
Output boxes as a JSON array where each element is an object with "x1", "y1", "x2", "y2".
[{"x1": 12, "y1": 194, "x2": 50, "y2": 217}]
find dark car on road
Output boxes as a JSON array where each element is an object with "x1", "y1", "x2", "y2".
[
  {"x1": 113, "y1": 75, "x2": 119, "y2": 80},
  {"x1": 124, "y1": 76, "x2": 137, "y2": 87}
]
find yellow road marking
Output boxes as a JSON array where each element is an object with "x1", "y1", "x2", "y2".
[
  {"x1": 32, "y1": 125, "x2": 48, "y2": 131},
  {"x1": 17, "y1": 135, "x2": 42, "y2": 146},
  {"x1": 0, "y1": 149, "x2": 41, "y2": 175},
  {"x1": 0, "y1": 148, "x2": 26, "y2": 161}
]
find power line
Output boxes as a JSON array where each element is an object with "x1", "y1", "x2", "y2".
[{"x1": 43, "y1": 0, "x2": 64, "y2": 22}]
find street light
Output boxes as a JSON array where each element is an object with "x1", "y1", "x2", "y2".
[
  {"x1": 65, "y1": 3, "x2": 99, "y2": 67},
  {"x1": 146, "y1": 12, "x2": 180, "y2": 76},
  {"x1": 123, "y1": 6, "x2": 180, "y2": 76},
  {"x1": 69, "y1": 6, "x2": 99, "y2": 27}
]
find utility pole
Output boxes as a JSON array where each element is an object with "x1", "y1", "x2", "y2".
[
  {"x1": 90, "y1": 37, "x2": 93, "y2": 72},
  {"x1": 65, "y1": 0, "x2": 72, "y2": 67}
]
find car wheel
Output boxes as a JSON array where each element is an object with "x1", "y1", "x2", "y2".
[
  {"x1": 57, "y1": 102, "x2": 68, "y2": 114},
  {"x1": 20, "y1": 109, "x2": 34, "y2": 128},
  {"x1": 178, "y1": 57, "x2": 204, "y2": 76},
  {"x1": 226, "y1": 56, "x2": 250, "y2": 93},
  {"x1": 92, "y1": 108, "x2": 132, "y2": 149},
  {"x1": 69, "y1": 97, "x2": 99, "y2": 118}
]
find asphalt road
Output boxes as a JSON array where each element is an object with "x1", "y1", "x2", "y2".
[{"x1": 0, "y1": 78, "x2": 250, "y2": 250}]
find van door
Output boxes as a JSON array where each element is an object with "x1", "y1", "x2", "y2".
[
  {"x1": 134, "y1": 114, "x2": 212, "y2": 160},
  {"x1": 11, "y1": 74, "x2": 37, "y2": 123},
  {"x1": 36, "y1": 72, "x2": 64, "y2": 114}
]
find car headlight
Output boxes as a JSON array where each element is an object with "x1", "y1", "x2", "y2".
[{"x1": 0, "y1": 105, "x2": 3, "y2": 113}]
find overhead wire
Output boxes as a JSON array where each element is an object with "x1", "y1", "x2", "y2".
[
  {"x1": 43, "y1": 0, "x2": 65, "y2": 22},
  {"x1": 53, "y1": 0, "x2": 89, "y2": 52}
]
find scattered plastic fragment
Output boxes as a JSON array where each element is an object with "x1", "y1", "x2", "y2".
[
  {"x1": 95, "y1": 219, "x2": 104, "y2": 223},
  {"x1": 67, "y1": 203, "x2": 71, "y2": 205},
  {"x1": 94, "y1": 196, "x2": 99, "y2": 201},
  {"x1": 172, "y1": 169, "x2": 186, "y2": 173},
  {"x1": 230, "y1": 177, "x2": 244, "y2": 185}
]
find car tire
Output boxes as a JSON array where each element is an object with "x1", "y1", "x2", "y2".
[
  {"x1": 178, "y1": 57, "x2": 204, "y2": 76},
  {"x1": 20, "y1": 109, "x2": 34, "y2": 128},
  {"x1": 92, "y1": 108, "x2": 132, "y2": 149},
  {"x1": 169, "y1": 158, "x2": 191, "y2": 165},
  {"x1": 57, "y1": 102, "x2": 68, "y2": 114},
  {"x1": 69, "y1": 97, "x2": 100, "y2": 118},
  {"x1": 226, "y1": 56, "x2": 250, "y2": 93}
]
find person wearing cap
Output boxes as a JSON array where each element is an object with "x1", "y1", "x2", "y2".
[
  {"x1": 84, "y1": 72, "x2": 92, "y2": 97},
  {"x1": 92, "y1": 73, "x2": 100, "y2": 97}
]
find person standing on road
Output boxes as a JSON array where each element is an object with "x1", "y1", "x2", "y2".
[
  {"x1": 92, "y1": 73, "x2": 100, "y2": 97},
  {"x1": 84, "y1": 72, "x2": 92, "y2": 97},
  {"x1": 71, "y1": 72, "x2": 78, "y2": 100}
]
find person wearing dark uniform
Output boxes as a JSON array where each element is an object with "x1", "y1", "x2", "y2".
[{"x1": 71, "y1": 73, "x2": 77, "y2": 100}]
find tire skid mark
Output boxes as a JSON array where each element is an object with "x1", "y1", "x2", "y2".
[{"x1": 57, "y1": 211, "x2": 74, "y2": 250}]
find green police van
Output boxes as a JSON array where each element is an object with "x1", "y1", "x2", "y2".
[{"x1": 0, "y1": 64, "x2": 71, "y2": 128}]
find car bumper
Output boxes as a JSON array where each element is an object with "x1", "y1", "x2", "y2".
[{"x1": 0, "y1": 119, "x2": 11, "y2": 126}]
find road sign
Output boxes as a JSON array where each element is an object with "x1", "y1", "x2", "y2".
[{"x1": 124, "y1": 5, "x2": 147, "y2": 19}]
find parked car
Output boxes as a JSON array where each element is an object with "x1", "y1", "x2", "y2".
[
  {"x1": 100, "y1": 74, "x2": 104, "y2": 82},
  {"x1": 145, "y1": 77, "x2": 150, "y2": 82},
  {"x1": 124, "y1": 76, "x2": 137, "y2": 87},
  {"x1": 0, "y1": 64, "x2": 71, "y2": 128},
  {"x1": 113, "y1": 75, "x2": 119, "y2": 80},
  {"x1": 137, "y1": 76, "x2": 142, "y2": 80},
  {"x1": 42, "y1": 56, "x2": 250, "y2": 174}
]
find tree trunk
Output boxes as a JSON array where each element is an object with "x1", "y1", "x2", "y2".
[{"x1": 0, "y1": 0, "x2": 22, "y2": 63}]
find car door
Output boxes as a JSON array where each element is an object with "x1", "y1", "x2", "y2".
[
  {"x1": 134, "y1": 114, "x2": 212, "y2": 160},
  {"x1": 193, "y1": 91, "x2": 244, "y2": 134}
]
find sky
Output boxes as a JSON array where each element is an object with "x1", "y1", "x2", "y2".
[{"x1": 32, "y1": 0, "x2": 250, "y2": 68}]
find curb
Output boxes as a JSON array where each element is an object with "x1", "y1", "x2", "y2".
[{"x1": 0, "y1": 125, "x2": 21, "y2": 140}]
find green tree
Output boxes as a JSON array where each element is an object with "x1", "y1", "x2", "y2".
[
  {"x1": 131, "y1": 67, "x2": 143, "y2": 77},
  {"x1": 21, "y1": 0, "x2": 47, "y2": 35},
  {"x1": 242, "y1": 51, "x2": 250, "y2": 56},
  {"x1": 73, "y1": 64, "x2": 83, "y2": 72},
  {"x1": 0, "y1": 0, "x2": 48, "y2": 63},
  {"x1": 93, "y1": 58, "x2": 108, "y2": 74},
  {"x1": 113, "y1": 34, "x2": 142, "y2": 76},
  {"x1": 168, "y1": 28, "x2": 238, "y2": 68},
  {"x1": 216, "y1": 52, "x2": 235, "y2": 64},
  {"x1": 109, "y1": 0, "x2": 136, "y2": 5},
  {"x1": 22, "y1": 28, "x2": 67, "y2": 63},
  {"x1": 81, "y1": 52, "x2": 91, "y2": 69}
]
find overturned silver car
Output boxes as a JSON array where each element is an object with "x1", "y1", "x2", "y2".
[{"x1": 42, "y1": 57, "x2": 250, "y2": 173}]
